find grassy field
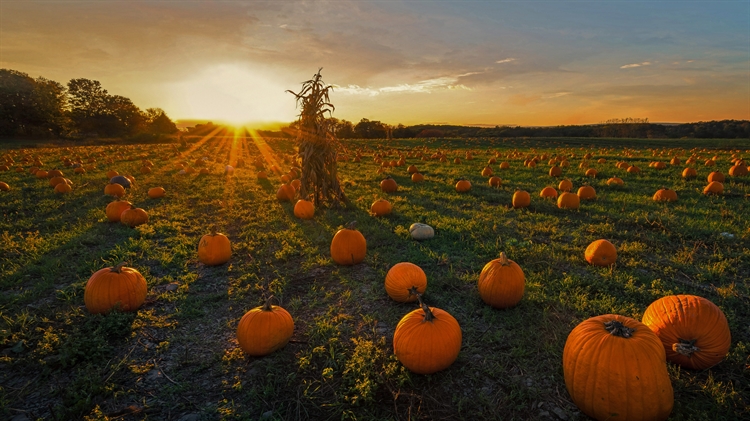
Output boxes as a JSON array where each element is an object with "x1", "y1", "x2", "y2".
[{"x1": 1, "y1": 132, "x2": 749, "y2": 420}]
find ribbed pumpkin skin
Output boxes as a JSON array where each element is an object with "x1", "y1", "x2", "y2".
[
  {"x1": 477, "y1": 255, "x2": 525, "y2": 308},
  {"x1": 512, "y1": 190, "x2": 530, "y2": 208},
  {"x1": 84, "y1": 266, "x2": 148, "y2": 314},
  {"x1": 330, "y1": 226, "x2": 367, "y2": 265},
  {"x1": 198, "y1": 232, "x2": 232, "y2": 266},
  {"x1": 393, "y1": 307, "x2": 462, "y2": 374},
  {"x1": 104, "y1": 183, "x2": 126, "y2": 197},
  {"x1": 385, "y1": 262, "x2": 427, "y2": 302},
  {"x1": 585, "y1": 239, "x2": 617, "y2": 266},
  {"x1": 563, "y1": 314, "x2": 674, "y2": 421},
  {"x1": 237, "y1": 305, "x2": 294, "y2": 356},
  {"x1": 121, "y1": 207, "x2": 148, "y2": 227},
  {"x1": 293, "y1": 199, "x2": 315, "y2": 219},
  {"x1": 557, "y1": 192, "x2": 580, "y2": 209},
  {"x1": 642, "y1": 295, "x2": 731, "y2": 370}
]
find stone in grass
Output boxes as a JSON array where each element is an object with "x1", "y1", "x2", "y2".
[{"x1": 409, "y1": 223, "x2": 434, "y2": 240}]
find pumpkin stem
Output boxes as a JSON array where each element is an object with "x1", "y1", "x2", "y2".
[
  {"x1": 111, "y1": 262, "x2": 127, "y2": 273},
  {"x1": 603, "y1": 320, "x2": 635, "y2": 338},
  {"x1": 407, "y1": 286, "x2": 421, "y2": 298},
  {"x1": 672, "y1": 338, "x2": 700, "y2": 357},
  {"x1": 498, "y1": 252, "x2": 510, "y2": 266},
  {"x1": 261, "y1": 295, "x2": 276, "y2": 311},
  {"x1": 210, "y1": 225, "x2": 217, "y2": 236},
  {"x1": 415, "y1": 294, "x2": 435, "y2": 323},
  {"x1": 345, "y1": 221, "x2": 357, "y2": 230}
]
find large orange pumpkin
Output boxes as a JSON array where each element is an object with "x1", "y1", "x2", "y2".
[
  {"x1": 558, "y1": 179, "x2": 573, "y2": 191},
  {"x1": 642, "y1": 295, "x2": 731, "y2": 370},
  {"x1": 276, "y1": 183, "x2": 295, "y2": 201},
  {"x1": 104, "y1": 183, "x2": 126, "y2": 197},
  {"x1": 330, "y1": 222, "x2": 367, "y2": 265},
  {"x1": 411, "y1": 172, "x2": 424, "y2": 183},
  {"x1": 198, "y1": 229, "x2": 232, "y2": 266},
  {"x1": 563, "y1": 314, "x2": 673, "y2": 421},
  {"x1": 393, "y1": 298, "x2": 462, "y2": 374},
  {"x1": 236, "y1": 297, "x2": 294, "y2": 357},
  {"x1": 539, "y1": 187, "x2": 558, "y2": 199},
  {"x1": 477, "y1": 252, "x2": 525, "y2": 309},
  {"x1": 380, "y1": 177, "x2": 398, "y2": 193},
  {"x1": 455, "y1": 179, "x2": 471, "y2": 192},
  {"x1": 385, "y1": 262, "x2": 427, "y2": 302},
  {"x1": 147, "y1": 187, "x2": 166, "y2": 199},
  {"x1": 512, "y1": 190, "x2": 530, "y2": 208},
  {"x1": 585, "y1": 239, "x2": 617, "y2": 266},
  {"x1": 557, "y1": 192, "x2": 580, "y2": 209},
  {"x1": 84, "y1": 263, "x2": 148, "y2": 314},
  {"x1": 703, "y1": 181, "x2": 723, "y2": 195},
  {"x1": 105, "y1": 200, "x2": 132, "y2": 222},
  {"x1": 707, "y1": 171, "x2": 725, "y2": 183},
  {"x1": 653, "y1": 188, "x2": 678, "y2": 202},
  {"x1": 577, "y1": 186, "x2": 596, "y2": 200},
  {"x1": 488, "y1": 176, "x2": 502, "y2": 187},
  {"x1": 120, "y1": 206, "x2": 149, "y2": 228},
  {"x1": 370, "y1": 199, "x2": 392, "y2": 216}
]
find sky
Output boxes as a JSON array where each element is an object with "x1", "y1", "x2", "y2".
[{"x1": 1, "y1": 0, "x2": 749, "y2": 127}]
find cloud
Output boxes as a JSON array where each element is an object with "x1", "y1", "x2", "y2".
[
  {"x1": 620, "y1": 61, "x2": 652, "y2": 69},
  {"x1": 496, "y1": 58, "x2": 517, "y2": 64},
  {"x1": 336, "y1": 72, "x2": 476, "y2": 96},
  {"x1": 542, "y1": 91, "x2": 571, "y2": 99}
]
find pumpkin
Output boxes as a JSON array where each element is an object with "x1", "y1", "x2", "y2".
[
  {"x1": 481, "y1": 166, "x2": 493, "y2": 177},
  {"x1": 48, "y1": 169, "x2": 63, "y2": 178},
  {"x1": 54, "y1": 182, "x2": 72, "y2": 194},
  {"x1": 276, "y1": 183, "x2": 295, "y2": 201},
  {"x1": 558, "y1": 179, "x2": 573, "y2": 192},
  {"x1": 104, "y1": 183, "x2": 126, "y2": 197},
  {"x1": 577, "y1": 185, "x2": 596, "y2": 200},
  {"x1": 642, "y1": 295, "x2": 731, "y2": 370},
  {"x1": 330, "y1": 221, "x2": 367, "y2": 265},
  {"x1": 140, "y1": 166, "x2": 151, "y2": 174},
  {"x1": 146, "y1": 187, "x2": 165, "y2": 199},
  {"x1": 106, "y1": 170, "x2": 119, "y2": 178},
  {"x1": 707, "y1": 171, "x2": 725, "y2": 183},
  {"x1": 606, "y1": 177, "x2": 624, "y2": 186},
  {"x1": 455, "y1": 179, "x2": 471, "y2": 192},
  {"x1": 487, "y1": 176, "x2": 501, "y2": 187},
  {"x1": 682, "y1": 167, "x2": 697, "y2": 179},
  {"x1": 477, "y1": 252, "x2": 525, "y2": 309},
  {"x1": 385, "y1": 262, "x2": 427, "y2": 302},
  {"x1": 84, "y1": 262, "x2": 148, "y2": 314},
  {"x1": 539, "y1": 187, "x2": 558, "y2": 199},
  {"x1": 198, "y1": 228, "x2": 232, "y2": 266},
  {"x1": 370, "y1": 199, "x2": 392, "y2": 216},
  {"x1": 109, "y1": 175, "x2": 132, "y2": 188},
  {"x1": 35, "y1": 170, "x2": 49, "y2": 179},
  {"x1": 584, "y1": 168, "x2": 598, "y2": 178},
  {"x1": 49, "y1": 176, "x2": 65, "y2": 187},
  {"x1": 585, "y1": 239, "x2": 617, "y2": 266},
  {"x1": 105, "y1": 200, "x2": 132, "y2": 222},
  {"x1": 257, "y1": 171, "x2": 268, "y2": 179},
  {"x1": 409, "y1": 223, "x2": 434, "y2": 240},
  {"x1": 120, "y1": 206, "x2": 149, "y2": 228},
  {"x1": 563, "y1": 314, "x2": 673, "y2": 421},
  {"x1": 499, "y1": 162, "x2": 510, "y2": 169},
  {"x1": 411, "y1": 172, "x2": 424, "y2": 182},
  {"x1": 653, "y1": 188, "x2": 678, "y2": 202},
  {"x1": 626, "y1": 165, "x2": 641, "y2": 174},
  {"x1": 237, "y1": 296, "x2": 294, "y2": 357},
  {"x1": 0, "y1": 182, "x2": 9, "y2": 191},
  {"x1": 393, "y1": 297, "x2": 462, "y2": 374},
  {"x1": 407, "y1": 164, "x2": 418, "y2": 174},
  {"x1": 557, "y1": 192, "x2": 580, "y2": 209},
  {"x1": 728, "y1": 164, "x2": 748, "y2": 177},
  {"x1": 703, "y1": 181, "x2": 723, "y2": 195},
  {"x1": 512, "y1": 190, "x2": 530, "y2": 208},
  {"x1": 381, "y1": 177, "x2": 398, "y2": 193},
  {"x1": 549, "y1": 166, "x2": 562, "y2": 177},
  {"x1": 293, "y1": 199, "x2": 315, "y2": 219}
]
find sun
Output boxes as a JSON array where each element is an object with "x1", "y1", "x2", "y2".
[{"x1": 168, "y1": 64, "x2": 297, "y2": 126}]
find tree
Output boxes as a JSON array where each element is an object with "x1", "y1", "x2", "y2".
[
  {"x1": 67, "y1": 78, "x2": 109, "y2": 134},
  {"x1": 287, "y1": 69, "x2": 346, "y2": 206},
  {"x1": 354, "y1": 118, "x2": 387, "y2": 139},
  {"x1": 0, "y1": 70, "x2": 68, "y2": 136},
  {"x1": 145, "y1": 108, "x2": 178, "y2": 134},
  {"x1": 104, "y1": 95, "x2": 145, "y2": 136}
]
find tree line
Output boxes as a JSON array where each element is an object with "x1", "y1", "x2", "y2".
[
  {"x1": 261, "y1": 117, "x2": 749, "y2": 140},
  {"x1": 0, "y1": 68, "x2": 178, "y2": 139}
]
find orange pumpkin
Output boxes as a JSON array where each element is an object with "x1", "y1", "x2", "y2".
[
  {"x1": 455, "y1": 179, "x2": 471, "y2": 192},
  {"x1": 488, "y1": 176, "x2": 502, "y2": 187},
  {"x1": 105, "y1": 200, "x2": 132, "y2": 222},
  {"x1": 276, "y1": 183, "x2": 295, "y2": 201},
  {"x1": 54, "y1": 182, "x2": 72, "y2": 194},
  {"x1": 558, "y1": 179, "x2": 573, "y2": 192},
  {"x1": 120, "y1": 206, "x2": 149, "y2": 228},
  {"x1": 84, "y1": 263, "x2": 148, "y2": 314},
  {"x1": 549, "y1": 166, "x2": 562, "y2": 177},
  {"x1": 236, "y1": 297, "x2": 294, "y2": 357},
  {"x1": 728, "y1": 164, "x2": 748, "y2": 177},
  {"x1": 606, "y1": 177, "x2": 624, "y2": 186},
  {"x1": 653, "y1": 188, "x2": 678, "y2": 202},
  {"x1": 393, "y1": 298, "x2": 462, "y2": 374},
  {"x1": 585, "y1": 239, "x2": 617, "y2": 266},
  {"x1": 577, "y1": 186, "x2": 596, "y2": 200},
  {"x1": 642, "y1": 295, "x2": 731, "y2": 370},
  {"x1": 477, "y1": 252, "x2": 525, "y2": 309},
  {"x1": 563, "y1": 314, "x2": 673, "y2": 421},
  {"x1": 707, "y1": 171, "x2": 725, "y2": 183},
  {"x1": 539, "y1": 187, "x2": 558, "y2": 199},
  {"x1": 703, "y1": 181, "x2": 723, "y2": 195},
  {"x1": 411, "y1": 172, "x2": 424, "y2": 183},
  {"x1": 330, "y1": 222, "x2": 367, "y2": 265},
  {"x1": 557, "y1": 192, "x2": 580, "y2": 209},
  {"x1": 385, "y1": 262, "x2": 427, "y2": 302},
  {"x1": 380, "y1": 177, "x2": 398, "y2": 193},
  {"x1": 104, "y1": 183, "x2": 126, "y2": 197},
  {"x1": 198, "y1": 229, "x2": 232, "y2": 266},
  {"x1": 682, "y1": 167, "x2": 697, "y2": 179},
  {"x1": 512, "y1": 190, "x2": 530, "y2": 208},
  {"x1": 147, "y1": 187, "x2": 166, "y2": 199},
  {"x1": 293, "y1": 199, "x2": 315, "y2": 219},
  {"x1": 370, "y1": 199, "x2": 392, "y2": 216},
  {"x1": 0, "y1": 182, "x2": 9, "y2": 191}
]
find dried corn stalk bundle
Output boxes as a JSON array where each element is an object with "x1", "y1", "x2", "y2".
[{"x1": 287, "y1": 69, "x2": 347, "y2": 206}]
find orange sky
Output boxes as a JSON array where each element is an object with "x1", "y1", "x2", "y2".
[{"x1": 2, "y1": 1, "x2": 748, "y2": 127}]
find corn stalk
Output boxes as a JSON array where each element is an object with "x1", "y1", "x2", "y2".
[{"x1": 287, "y1": 69, "x2": 347, "y2": 206}]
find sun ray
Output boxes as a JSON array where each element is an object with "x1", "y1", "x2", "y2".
[
  {"x1": 247, "y1": 128, "x2": 285, "y2": 174},
  {"x1": 181, "y1": 126, "x2": 224, "y2": 158}
]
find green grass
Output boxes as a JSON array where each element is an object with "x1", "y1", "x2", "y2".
[{"x1": 0, "y1": 135, "x2": 748, "y2": 420}]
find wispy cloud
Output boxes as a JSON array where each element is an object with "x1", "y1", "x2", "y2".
[
  {"x1": 496, "y1": 58, "x2": 517, "y2": 64},
  {"x1": 542, "y1": 91, "x2": 571, "y2": 99},
  {"x1": 620, "y1": 61, "x2": 651, "y2": 69},
  {"x1": 336, "y1": 72, "x2": 476, "y2": 96}
]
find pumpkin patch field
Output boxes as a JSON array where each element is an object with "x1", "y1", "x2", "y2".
[{"x1": 1, "y1": 132, "x2": 749, "y2": 420}]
